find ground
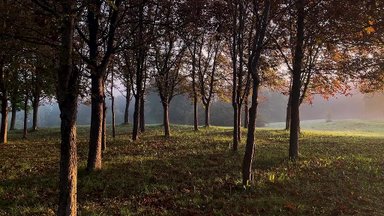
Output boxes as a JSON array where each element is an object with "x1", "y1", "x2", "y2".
[{"x1": 1, "y1": 119, "x2": 384, "y2": 215}]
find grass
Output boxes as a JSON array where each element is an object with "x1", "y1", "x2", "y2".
[{"x1": 1, "y1": 120, "x2": 384, "y2": 215}]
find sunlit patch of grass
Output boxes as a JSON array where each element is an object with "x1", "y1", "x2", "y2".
[{"x1": 1, "y1": 122, "x2": 384, "y2": 215}]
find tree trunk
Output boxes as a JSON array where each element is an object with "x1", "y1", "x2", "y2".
[
  {"x1": 32, "y1": 95, "x2": 39, "y2": 131},
  {"x1": 163, "y1": 103, "x2": 170, "y2": 138},
  {"x1": 58, "y1": 104, "x2": 77, "y2": 216},
  {"x1": 23, "y1": 94, "x2": 28, "y2": 139},
  {"x1": 57, "y1": 3, "x2": 78, "y2": 214},
  {"x1": 132, "y1": 96, "x2": 140, "y2": 141},
  {"x1": 111, "y1": 73, "x2": 116, "y2": 138},
  {"x1": 237, "y1": 104, "x2": 242, "y2": 141},
  {"x1": 289, "y1": 0, "x2": 305, "y2": 160},
  {"x1": 0, "y1": 93, "x2": 8, "y2": 144},
  {"x1": 242, "y1": 81, "x2": 259, "y2": 185},
  {"x1": 191, "y1": 44, "x2": 198, "y2": 131},
  {"x1": 10, "y1": 102, "x2": 16, "y2": 131},
  {"x1": 140, "y1": 96, "x2": 145, "y2": 133},
  {"x1": 244, "y1": 97, "x2": 249, "y2": 129},
  {"x1": 242, "y1": 0, "x2": 270, "y2": 186},
  {"x1": 123, "y1": 86, "x2": 130, "y2": 125},
  {"x1": 193, "y1": 95, "x2": 198, "y2": 131},
  {"x1": 87, "y1": 74, "x2": 103, "y2": 171},
  {"x1": 204, "y1": 104, "x2": 210, "y2": 127},
  {"x1": 285, "y1": 94, "x2": 291, "y2": 130},
  {"x1": 101, "y1": 99, "x2": 107, "y2": 151},
  {"x1": 233, "y1": 104, "x2": 239, "y2": 151}
]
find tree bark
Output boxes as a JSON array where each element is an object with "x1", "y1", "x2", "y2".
[
  {"x1": 0, "y1": 62, "x2": 8, "y2": 144},
  {"x1": 237, "y1": 104, "x2": 242, "y2": 141},
  {"x1": 233, "y1": 104, "x2": 239, "y2": 151},
  {"x1": 23, "y1": 93, "x2": 28, "y2": 139},
  {"x1": 204, "y1": 104, "x2": 210, "y2": 127},
  {"x1": 242, "y1": 81, "x2": 259, "y2": 185},
  {"x1": 123, "y1": 86, "x2": 130, "y2": 125},
  {"x1": 0, "y1": 92, "x2": 8, "y2": 144},
  {"x1": 242, "y1": 0, "x2": 270, "y2": 186},
  {"x1": 131, "y1": 2, "x2": 145, "y2": 141},
  {"x1": 101, "y1": 99, "x2": 107, "y2": 151},
  {"x1": 10, "y1": 102, "x2": 16, "y2": 130},
  {"x1": 289, "y1": 0, "x2": 305, "y2": 160},
  {"x1": 193, "y1": 95, "x2": 198, "y2": 131},
  {"x1": 57, "y1": 2, "x2": 78, "y2": 214},
  {"x1": 32, "y1": 95, "x2": 39, "y2": 131},
  {"x1": 244, "y1": 97, "x2": 249, "y2": 129},
  {"x1": 87, "y1": 74, "x2": 103, "y2": 171},
  {"x1": 140, "y1": 96, "x2": 145, "y2": 133},
  {"x1": 111, "y1": 71, "x2": 116, "y2": 138},
  {"x1": 163, "y1": 103, "x2": 170, "y2": 137},
  {"x1": 285, "y1": 94, "x2": 291, "y2": 130},
  {"x1": 132, "y1": 96, "x2": 140, "y2": 141},
  {"x1": 191, "y1": 42, "x2": 199, "y2": 131},
  {"x1": 31, "y1": 71, "x2": 42, "y2": 132}
]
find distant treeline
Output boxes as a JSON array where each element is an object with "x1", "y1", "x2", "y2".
[{"x1": 11, "y1": 91, "x2": 384, "y2": 129}]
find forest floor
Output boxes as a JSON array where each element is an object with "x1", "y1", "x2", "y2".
[{"x1": 1, "y1": 120, "x2": 384, "y2": 215}]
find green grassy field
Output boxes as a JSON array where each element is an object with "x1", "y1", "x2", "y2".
[{"x1": 1, "y1": 120, "x2": 384, "y2": 215}]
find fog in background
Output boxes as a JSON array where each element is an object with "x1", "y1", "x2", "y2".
[{"x1": 10, "y1": 90, "x2": 384, "y2": 129}]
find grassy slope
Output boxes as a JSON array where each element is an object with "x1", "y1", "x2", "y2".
[{"x1": 0, "y1": 120, "x2": 384, "y2": 215}]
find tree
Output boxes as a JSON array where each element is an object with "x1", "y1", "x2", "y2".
[
  {"x1": 288, "y1": 0, "x2": 305, "y2": 160},
  {"x1": 126, "y1": 1, "x2": 152, "y2": 141},
  {"x1": 272, "y1": 0, "x2": 357, "y2": 158},
  {"x1": 150, "y1": 0, "x2": 188, "y2": 137},
  {"x1": 117, "y1": 55, "x2": 133, "y2": 125},
  {"x1": 22, "y1": 69, "x2": 31, "y2": 139},
  {"x1": 25, "y1": 0, "x2": 81, "y2": 214},
  {"x1": 327, "y1": 0, "x2": 384, "y2": 93},
  {"x1": 76, "y1": 0, "x2": 123, "y2": 171},
  {"x1": 242, "y1": 0, "x2": 271, "y2": 185},
  {"x1": 0, "y1": 0, "x2": 18, "y2": 144},
  {"x1": 197, "y1": 34, "x2": 223, "y2": 127},
  {"x1": 179, "y1": 0, "x2": 208, "y2": 131},
  {"x1": 39, "y1": 1, "x2": 81, "y2": 214},
  {"x1": 227, "y1": 0, "x2": 253, "y2": 151},
  {"x1": 30, "y1": 56, "x2": 56, "y2": 131}
]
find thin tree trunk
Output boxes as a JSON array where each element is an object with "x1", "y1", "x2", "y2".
[
  {"x1": 289, "y1": 0, "x2": 305, "y2": 160},
  {"x1": 0, "y1": 93, "x2": 8, "y2": 144},
  {"x1": 0, "y1": 61, "x2": 7, "y2": 144},
  {"x1": 205, "y1": 104, "x2": 210, "y2": 127},
  {"x1": 57, "y1": 3, "x2": 78, "y2": 214},
  {"x1": 23, "y1": 94, "x2": 28, "y2": 139},
  {"x1": 231, "y1": 0, "x2": 239, "y2": 151},
  {"x1": 140, "y1": 96, "x2": 145, "y2": 133},
  {"x1": 10, "y1": 102, "x2": 16, "y2": 131},
  {"x1": 132, "y1": 96, "x2": 140, "y2": 141},
  {"x1": 233, "y1": 104, "x2": 239, "y2": 151},
  {"x1": 111, "y1": 71, "x2": 116, "y2": 138},
  {"x1": 191, "y1": 43, "x2": 198, "y2": 131},
  {"x1": 193, "y1": 95, "x2": 198, "y2": 131},
  {"x1": 87, "y1": 74, "x2": 103, "y2": 171},
  {"x1": 32, "y1": 95, "x2": 39, "y2": 131},
  {"x1": 244, "y1": 97, "x2": 249, "y2": 129},
  {"x1": 242, "y1": 0, "x2": 270, "y2": 186},
  {"x1": 123, "y1": 86, "x2": 130, "y2": 125},
  {"x1": 163, "y1": 103, "x2": 170, "y2": 137},
  {"x1": 285, "y1": 94, "x2": 291, "y2": 130},
  {"x1": 237, "y1": 104, "x2": 242, "y2": 141},
  {"x1": 242, "y1": 82, "x2": 259, "y2": 185},
  {"x1": 101, "y1": 99, "x2": 107, "y2": 151},
  {"x1": 132, "y1": 2, "x2": 145, "y2": 141}
]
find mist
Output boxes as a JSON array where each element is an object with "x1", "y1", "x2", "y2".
[{"x1": 10, "y1": 91, "x2": 384, "y2": 130}]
